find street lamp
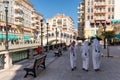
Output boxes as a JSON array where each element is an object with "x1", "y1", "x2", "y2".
[
  {"x1": 46, "y1": 23, "x2": 49, "y2": 51},
  {"x1": 40, "y1": 19, "x2": 43, "y2": 47},
  {"x1": 3, "y1": 0, "x2": 9, "y2": 50},
  {"x1": 102, "y1": 23, "x2": 106, "y2": 49},
  {"x1": 55, "y1": 28, "x2": 57, "y2": 45},
  {"x1": 61, "y1": 30, "x2": 62, "y2": 47}
]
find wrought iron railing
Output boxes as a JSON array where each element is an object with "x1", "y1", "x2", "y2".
[{"x1": 0, "y1": 54, "x2": 5, "y2": 70}]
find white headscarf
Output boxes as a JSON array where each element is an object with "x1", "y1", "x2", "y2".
[{"x1": 82, "y1": 41, "x2": 89, "y2": 54}]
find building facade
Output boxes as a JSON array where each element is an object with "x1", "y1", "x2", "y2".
[
  {"x1": 78, "y1": 0, "x2": 120, "y2": 38},
  {"x1": 77, "y1": 1, "x2": 85, "y2": 38},
  {"x1": 46, "y1": 14, "x2": 77, "y2": 45},
  {"x1": 0, "y1": 0, "x2": 43, "y2": 45}
]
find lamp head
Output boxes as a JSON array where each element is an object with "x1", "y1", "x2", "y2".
[
  {"x1": 3, "y1": 0, "x2": 9, "y2": 8},
  {"x1": 46, "y1": 23, "x2": 49, "y2": 25}
]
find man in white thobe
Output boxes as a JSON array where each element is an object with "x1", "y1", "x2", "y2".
[
  {"x1": 81, "y1": 41, "x2": 90, "y2": 71},
  {"x1": 69, "y1": 41, "x2": 77, "y2": 71},
  {"x1": 92, "y1": 38, "x2": 102, "y2": 71}
]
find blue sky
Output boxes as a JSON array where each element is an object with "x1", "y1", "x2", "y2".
[{"x1": 29, "y1": 0, "x2": 82, "y2": 29}]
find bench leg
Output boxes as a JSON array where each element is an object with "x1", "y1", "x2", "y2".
[
  {"x1": 24, "y1": 71, "x2": 28, "y2": 78},
  {"x1": 42, "y1": 62, "x2": 46, "y2": 69},
  {"x1": 33, "y1": 71, "x2": 36, "y2": 77}
]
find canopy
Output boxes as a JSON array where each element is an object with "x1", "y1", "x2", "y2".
[
  {"x1": 115, "y1": 34, "x2": 120, "y2": 39},
  {"x1": 0, "y1": 34, "x2": 19, "y2": 40},
  {"x1": 0, "y1": 34, "x2": 6, "y2": 39},
  {"x1": 112, "y1": 20, "x2": 120, "y2": 23},
  {"x1": 24, "y1": 35, "x2": 32, "y2": 40}
]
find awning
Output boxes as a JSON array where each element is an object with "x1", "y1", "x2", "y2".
[
  {"x1": 8, "y1": 35, "x2": 19, "y2": 40},
  {"x1": 112, "y1": 20, "x2": 120, "y2": 23},
  {"x1": 0, "y1": 34, "x2": 6, "y2": 39},
  {"x1": 0, "y1": 34, "x2": 19, "y2": 40},
  {"x1": 115, "y1": 34, "x2": 120, "y2": 39},
  {"x1": 24, "y1": 35, "x2": 32, "y2": 40}
]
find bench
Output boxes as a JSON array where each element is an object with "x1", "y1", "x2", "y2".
[
  {"x1": 24, "y1": 54, "x2": 47, "y2": 78},
  {"x1": 54, "y1": 49, "x2": 62, "y2": 57}
]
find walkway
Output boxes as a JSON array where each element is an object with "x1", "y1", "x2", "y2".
[{"x1": 0, "y1": 46, "x2": 120, "y2": 80}]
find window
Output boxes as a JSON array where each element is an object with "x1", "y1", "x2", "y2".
[
  {"x1": 91, "y1": 1, "x2": 93, "y2": 5},
  {"x1": 88, "y1": 1, "x2": 90, "y2": 5},
  {"x1": 108, "y1": 8, "x2": 110, "y2": 12},
  {"x1": 91, "y1": 30, "x2": 95, "y2": 35},
  {"x1": 112, "y1": 7, "x2": 114, "y2": 12},
  {"x1": 96, "y1": 8, "x2": 98, "y2": 12},
  {"x1": 112, "y1": 0, "x2": 114, "y2": 4},
  {"x1": 0, "y1": 26, "x2": 2, "y2": 31},
  {"x1": 91, "y1": 8, "x2": 93, "y2": 12},
  {"x1": 57, "y1": 19, "x2": 62, "y2": 25},
  {"x1": 88, "y1": 8, "x2": 90, "y2": 13},
  {"x1": 108, "y1": 15, "x2": 110, "y2": 19},
  {"x1": 100, "y1": 8, "x2": 102, "y2": 12},
  {"x1": 108, "y1": 0, "x2": 111, "y2": 4},
  {"x1": 63, "y1": 19, "x2": 66, "y2": 22},
  {"x1": 91, "y1": 15, "x2": 93, "y2": 19},
  {"x1": 112, "y1": 15, "x2": 114, "y2": 19},
  {"x1": 96, "y1": 23, "x2": 99, "y2": 27},
  {"x1": 87, "y1": 15, "x2": 90, "y2": 20}
]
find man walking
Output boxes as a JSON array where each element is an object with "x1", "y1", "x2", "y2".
[
  {"x1": 69, "y1": 41, "x2": 77, "y2": 71},
  {"x1": 81, "y1": 41, "x2": 90, "y2": 72},
  {"x1": 92, "y1": 38, "x2": 103, "y2": 71}
]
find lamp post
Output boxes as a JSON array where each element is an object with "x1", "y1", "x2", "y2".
[
  {"x1": 55, "y1": 28, "x2": 57, "y2": 45},
  {"x1": 40, "y1": 19, "x2": 43, "y2": 47},
  {"x1": 46, "y1": 23, "x2": 49, "y2": 51},
  {"x1": 103, "y1": 23, "x2": 106, "y2": 49},
  {"x1": 61, "y1": 30, "x2": 62, "y2": 47},
  {"x1": 3, "y1": 0, "x2": 9, "y2": 50}
]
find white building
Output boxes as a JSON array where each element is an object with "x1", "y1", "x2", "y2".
[{"x1": 78, "y1": 0, "x2": 120, "y2": 38}]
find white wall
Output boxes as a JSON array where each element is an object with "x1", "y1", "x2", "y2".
[
  {"x1": 114, "y1": 0, "x2": 120, "y2": 20},
  {"x1": 85, "y1": 20, "x2": 91, "y2": 28}
]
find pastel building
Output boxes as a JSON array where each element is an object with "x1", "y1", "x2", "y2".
[
  {"x1": 46, "y1": 14, "x2": 77, "y2": 45},
  {"x1": 78, "y1": 0, "x2": 120, "y2": 38},
  {"x1": 77, "y1": 1, "x2": 85, "y2": 38},
  {"x1": 0, "y1": 0, "x2": 43, "y2": 45}
]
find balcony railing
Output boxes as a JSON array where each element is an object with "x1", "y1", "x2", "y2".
[{"x1": 0, "y1": 42, "x2": 40, "y2": 51}]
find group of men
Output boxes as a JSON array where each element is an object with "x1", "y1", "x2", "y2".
[{"x1": 69, "y1": 38, "x2": 103, "y2": 72}]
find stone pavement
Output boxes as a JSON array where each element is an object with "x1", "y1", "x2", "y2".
[{"x1": 0, "y1": 46, "x2": 120, "y2": 80}]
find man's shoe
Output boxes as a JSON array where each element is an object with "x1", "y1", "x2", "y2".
[
  {"x1": 74, "y1": 66, "x2": 77, "y2": 69},
  {"x1": 82, "y1": 68, "x2": 85, "y2": 70},
  {"x1": 71, "y1": 68, "x2": 74, "y2": 71},
  {"x1": 95, "y1": 69, "x2": 100, "y2": 71},
  {"x1": 85, "y1": 69, "x2": 88, "y2": 72}
]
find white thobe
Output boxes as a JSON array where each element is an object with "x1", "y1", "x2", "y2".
[
  {"x1": 69, "y1": 45, "x2": 77, "y2": 69},
  {"x1": 92, "y1": 44, "x2": 102, "y2": 69},
  {"x1": 81, "y1": 46, "x2": 89, "y2": 70}
]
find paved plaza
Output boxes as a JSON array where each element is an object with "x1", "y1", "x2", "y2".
[{"x1": 0, "y1": 46, "x2": 120, "y2": 80}]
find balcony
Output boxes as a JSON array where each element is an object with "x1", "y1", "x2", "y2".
[
  {"x1": 14, "y1": 14, "x2": 23, "y2": 18},
  {"x1": 94, "y1": 11, "x2": 106, "y2": 14},
  {"x1": 14, "y1": 5, "x2": 21, "y2": 10},
  {"x1": 14, "y1": 21, "x2": 22, "y2": 25},
  {"x1": 95, "y1": 2, "x2": 106, "y2": 7},
  {"x1": 79, "y1": 11, "x2": 84, "y2": 13},
  {"x1": 52, "y1": 24, "x2": 56, "y2": 27},
  {"x1": 31, "y1": 20, "x2": 36, "y2": 24},
  {"x1": 95, "y1": 20, "x2": 106, "y2": 24},
  {"x1": 31, "y1": 15, "x2": 36, "y2": 18},
  {"x1": 95, "y1": 18, "x2": 106, "y2": 21}
]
